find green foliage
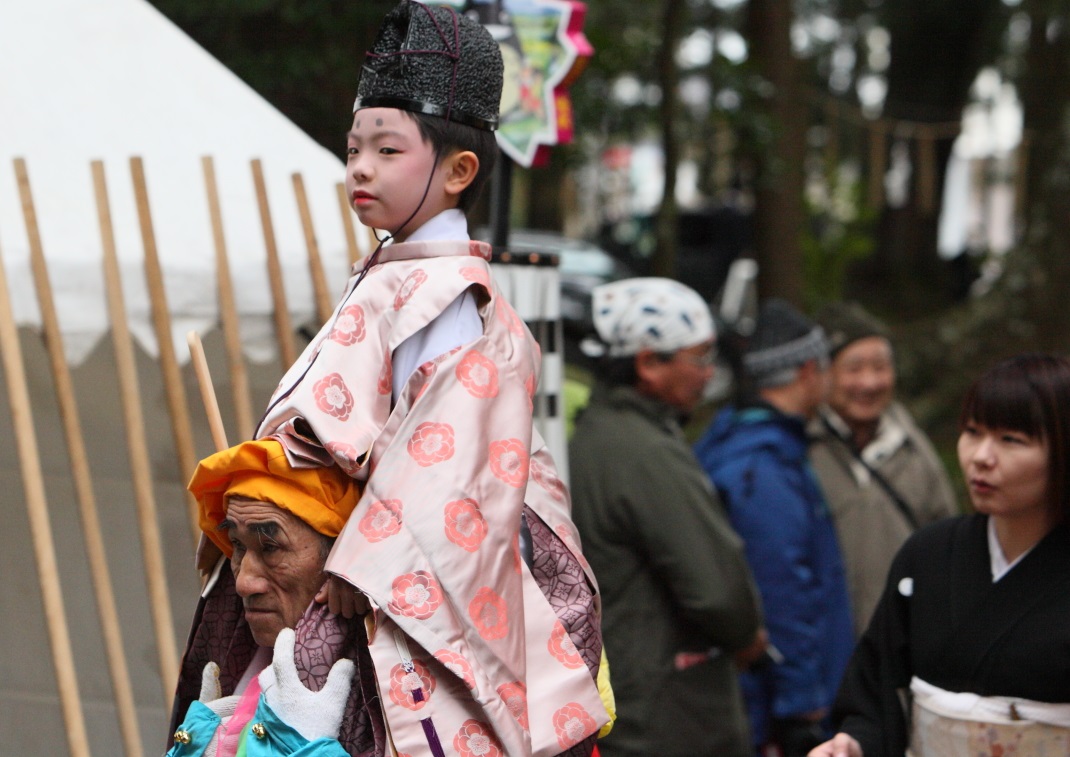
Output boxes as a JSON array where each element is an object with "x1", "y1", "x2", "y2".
[{"x1": 801, "y1": 159, "x2": 876, "y2": 311}]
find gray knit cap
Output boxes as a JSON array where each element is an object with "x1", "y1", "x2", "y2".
[
  {"x1": 743, "y1": 299, "x2": 829, "y2": 388},
  {"x1": 815, "y1": 301, "x2": 890, "y2": 357},
  {"x1": 354, "y1": 1, "x2": 503, "y2": 131}
]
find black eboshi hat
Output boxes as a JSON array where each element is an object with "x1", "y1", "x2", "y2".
[{"x1": 354, "y1": 1, "x2": 504, "y2": 132}]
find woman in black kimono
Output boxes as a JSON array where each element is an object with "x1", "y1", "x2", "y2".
[{"x1": 810, "y1": 353, "x2": 1070, "y2": 757}]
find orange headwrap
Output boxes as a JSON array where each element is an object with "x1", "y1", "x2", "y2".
[{"x1": 187, "y1": 438, "x2": 361, "y2": 557}]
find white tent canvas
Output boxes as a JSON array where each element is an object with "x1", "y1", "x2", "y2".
[
  {"x1": 0, "y1": 0, "x2": 369, "y2": 365},
  {"x1": 0, "y1": 1, "x2": 371, "y2": 753}
]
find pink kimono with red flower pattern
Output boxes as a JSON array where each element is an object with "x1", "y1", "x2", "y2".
[{"x1": 258, "y1": 240, "x2": 608, "y2": 756}]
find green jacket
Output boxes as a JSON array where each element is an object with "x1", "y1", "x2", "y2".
[{"x1": 569, "y1": 384, "x2": 763, "y2": 757}]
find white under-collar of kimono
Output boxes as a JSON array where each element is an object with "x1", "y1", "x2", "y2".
[
  {"x1": 987, "y1": 516, "x2": 1035, "y2": 582},
  {"x1": 403, "y1": 208, "x2": 470, "y2": 243}
]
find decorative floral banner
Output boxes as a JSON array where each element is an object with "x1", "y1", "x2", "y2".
[{"x1": 432, "y1": 1, "x2": 592, "y2": 168}]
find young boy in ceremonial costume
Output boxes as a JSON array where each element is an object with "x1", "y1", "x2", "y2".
[{"x1": 174, "y1": 3, "x2": 610, "y2": 756}]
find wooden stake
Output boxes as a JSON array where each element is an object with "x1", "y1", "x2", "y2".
[
  {"x1": 202, "y1": 156, "x2": 254, "y2": 441},
  {"x1": 250, "y1": 160, "x2": 297, "y2": 369},
  {"x1": 292, "y1": 172, "x2": 333, "y2": 325},
  {"x1": 335, "y1": 181, "x2": 361, "y2": 268},
  {"x1": 867, "y1": 121, "x2": 888, "y2": 210},
  {"x1": 186, "y1": 330, "x2": 227, "y2": 575},
  {"x1": 916, "y1": 126, "x2": 937, "y2": 216},
  {"x1": 16, "y1": 159, "x2": 143, "y2": 757},
  {"x1": 186, "y1": 331, "x2": 228, "y2": 453},
  {"x1": 0, "y1": 180, "x2": 91, "y2": 757},
  {"x1": 129, "y1": 156, "x2": 201, "y2": 544},
  {"x1": 97, "y1": 160, "x2": 180, "y2": 708}
]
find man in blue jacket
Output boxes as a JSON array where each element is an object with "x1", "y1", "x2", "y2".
[{"x1": 694, "y1": 299, "x2": 854, "y2": 757}]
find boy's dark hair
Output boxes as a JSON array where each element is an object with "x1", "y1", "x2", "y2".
[{"x1": 407, "y1": 111, "x2": 498, "y2": 212}]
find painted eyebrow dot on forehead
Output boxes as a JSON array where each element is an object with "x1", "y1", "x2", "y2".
[
  {"x1": 355, "y1": 119, "x2": 361, "y2": 129},
  {"x1": 376, "y1": 118, "x2": 383, "y2": 127}
]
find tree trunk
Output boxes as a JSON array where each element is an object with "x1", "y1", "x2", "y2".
[
  {"x1": 853, "y1": 0, "x2": 1002, "y2": 316},
  {"x1": 746, "y1": 0, "x2": 806, "y2": 305},
  {"x1": 1015, "y1": 2, "x2": 1070, "y2": 350},
  {"x1": 651, "y1": 0, "x2": 686, "y2": 279}
]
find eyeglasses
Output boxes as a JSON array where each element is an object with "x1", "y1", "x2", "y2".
[{"x1": 672, "y1": 347, "x2": 717, "y2": 368}]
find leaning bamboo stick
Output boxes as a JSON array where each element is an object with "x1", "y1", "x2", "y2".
[
  {"x1": 0, "y1": 193, "x2": 91, "y2": 757},
  {"x1": 251, "y1": 160, "x2": 297, "y2": 369},
  {"x1": 16, "y1": 159, "x2": 143, "y2": 757},
  {"x1": 187, "y1": 331, "x2": 228, "y2": 453},
  {"x1": 186, "y1": 330, "x2": 227, "y2": 575},
  {"x1": 335, "y1": 181, "x2": 361, "y2": 267},
  {"x1": 292, "y1": 172, "x2": 333, "y2": 325},
  {"x1": 129, "y1": 156, "x2": 200, "y2": 544},
  {"x1": 202, "y1": 156, "x2": 254, "y2": 441},
  {"x1": 96, "y1": 160, "x2": 179, "y2": 708}
]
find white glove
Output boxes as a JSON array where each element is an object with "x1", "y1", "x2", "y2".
[
  {"x1": 258, "y1": 627, "x2": 355, "y2": 742},
  {"x1": 198, "y1": 661, "x2": 239, "y2": 720}
]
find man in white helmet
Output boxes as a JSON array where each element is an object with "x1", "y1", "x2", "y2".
[{"x1": 569, "y1": 277, "x2": 766, "y2": 757}]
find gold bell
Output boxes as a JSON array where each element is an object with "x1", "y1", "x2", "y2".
[
  {"x1": 173, "y1": 729, "x2": 192, "y2": 745},
  {"x1": 251, "y1": 722, "x2": 267, "y2": 739}
]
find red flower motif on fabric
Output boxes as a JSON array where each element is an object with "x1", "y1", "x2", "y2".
[
  {"x1": 548, "y1": 621, "x2": 585, "y2": 669},
  {"x1": 394, "y1": 269, "x2": 428, "y2": 310},
  {"x1": 325, "y1": 441, "x2": 362, "y2": 476},
  {"x1": 434, "y1": 649, "x2": 477, "y2": 690},
  {"x1": 453, "y1": 719, "x2": 503, "y2": 757},
  {"x1": 312, "y1": 372, "x2": 354, "y2": 421},
  {"x1": 468, "y1": 241, "x2": 492, "y2": 261},
  {"x1": 444, "y1": 498, "x2": 488, "y2": 552},
  {"x1": 497, "y1": 682, "x2": 529, "y2": 730},
  {"x1": 328, "y1": 304, "x2": 366, "y2": 346},
  {"x1": 456, "y1": 351, "x2": 499, "y2": 399},
  {"x1": 525, "y1": 371, "x2": 537, "y2": 400},
  {"x1": 498, "y1": 301, "x2": 526, "y2": 337},
  {"x1": 389, "y1": 571, "x2": 443, "y2": 620},
  {"x1": 488, "y1": 438, "x2": 529, "y2": 488},
  {"x1": 357, "y1": 499, "x2": 403, "y2": 543},
  {"x1": 388, "y1": 659, "x2": 435, "y2": 711},
  {"x1": 408, "y1": 422, "x2": 455, "y2": 467},
  {"x1": 555, "y1": 523, "x2": 591, "y2": 572},
  {"x1": 552, "y1": 703, "x2": 598, "y2": 750},
  {"x1": 529, "y1": 457, "x2": 566, "y2": 501},
  {"x1": 377, "y1": 349, "x2": 393, "y2": 396},
  {"x1": 460, "y1": 265, "x2": 491, "y2": 288},
  {"x1": 468, "y1": 587, "x2": 509, "y2": 640}
]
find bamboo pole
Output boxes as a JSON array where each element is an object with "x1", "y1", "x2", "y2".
[
  {"x1": 0, "y1": 189, "x2": 91, "y2": 757},
  {"x1": 292, "y1": 172, "x2": 333, "y2": 325},
  {"x1": 96, "y1": 160, "x2": 179, "y2": 707},
  {"x1": 129, "y1": 156, "x2": 200, "y2": 544},
  {"x1": 250, "y1": 159, "x2": 297, "y2": 369},
  {"x1": 202, "y1": 156, "x2": 254, "y2": 441},
  {"x1": 186, "y1": 331, "x2": 227, "y2": 575},
  {"x1": 16, "y1": 159, "x2": 143, "y2": 757},
  {"x1": 335, "y1": 181, "x2": 361, "y2": 268},
  {"x1": 186, "y1": 331, "x2": 228, "y2": 453}
]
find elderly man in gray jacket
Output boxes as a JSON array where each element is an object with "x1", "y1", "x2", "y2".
[
  {"x1": 809, "y1": 302, "x2": 956, "y2": 637},
  {"x1": 569, "y1": 278, "x2": 766, "y2": 757}
]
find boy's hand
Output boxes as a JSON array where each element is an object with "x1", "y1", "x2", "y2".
[
  {"x1": 316, "y1": 574, "x2": 369, "y2": 618},
  {"x1": 808, "y1": 733, "x2": 863, "y2": 757}
]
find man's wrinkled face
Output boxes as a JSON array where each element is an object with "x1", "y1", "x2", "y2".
[
  {"x1": 828, "y1": 336, "x2": 895, "y2": 428},
  {"x1": 222, "y1": 497, "x2": 329, "y2": 648}
]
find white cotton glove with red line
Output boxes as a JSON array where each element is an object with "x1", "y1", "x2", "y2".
[{"x1": 258, "y1": 627, "x2": 355, "y2": 742}]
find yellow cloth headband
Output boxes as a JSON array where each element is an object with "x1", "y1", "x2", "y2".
[{"x1": 187, "y1": 438, "x2": 361, "y2": 557}]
